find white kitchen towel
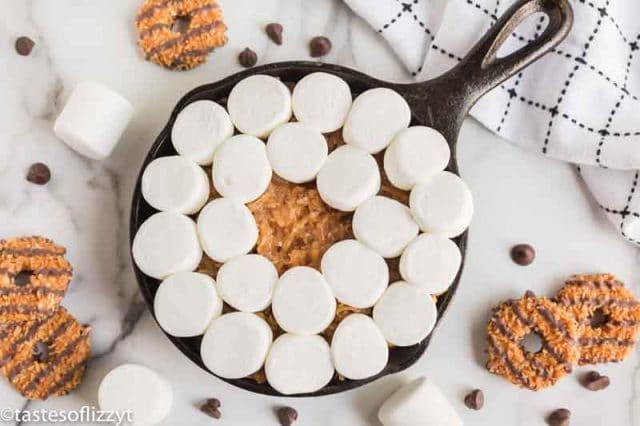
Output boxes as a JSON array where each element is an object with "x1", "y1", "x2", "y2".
[{"x1": 345, "y1": 0, "x2": 640, "y2": 245}]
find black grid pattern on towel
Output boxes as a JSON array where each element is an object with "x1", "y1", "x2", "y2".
[
  {"x1": 375, "y1": 0, "x2": 640, "y2": 245},
  {"x1": 377, "y1": 0, "x2": 640, "y2": 145}
]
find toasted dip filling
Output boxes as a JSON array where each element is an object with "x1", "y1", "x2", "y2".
[{"x1": 248, "y1": 178, "x2": 352, "y2": 274}]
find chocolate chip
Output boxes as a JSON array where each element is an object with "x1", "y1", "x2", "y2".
[
  {"x1": 266, "y1": 23, "x2": 283, "y2": 45},
  {"x1": 277, "y1": 406, "x2": 298, "y2": 426},
  {"x1": 547, "y1": 408, "x2": 570, "y2": 426},
  {"x1": 32, "y1": 341, "x2": 49, "y2": 363},
  {"x1": 200, "y1": 398, "x2": 222, "y2": 419},
  {"x1": 205, "y1": 398, "x2": 221, "y2": 408},
  {"x1": 463, "y1": 389, "x2": 484, "y2": 410},
  {"x1": 26, "y1": 162, "x2": 51, "y2": 185},
  {"x1": 202, "y1": 406, "x2": 221, "y2": 419},
  {"x1": 524, "y1": 290, "x2": 536, "y2": 298},
  {"x1": 582, "y1": 371, "x2": 610, "y2": 391},
  {"x1": 309, "y1": 36, "x2": 331, "y2": 57},
  {"x1": 14, "y1": 270, "x2": 33, "y2": 286},
  {"x1": 238, "y1": 48, "x2": 258, "y2": 68},
  {"x1": 15, "y1": 36, "x2": 35, "y2": 56},
  {"x1": 510, "y1": 244, "x2": 535, "y2": 266}
]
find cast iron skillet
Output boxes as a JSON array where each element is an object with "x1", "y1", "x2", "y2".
[{"x1": 130, "y1": 0, "x2": 573, "y2": 397}]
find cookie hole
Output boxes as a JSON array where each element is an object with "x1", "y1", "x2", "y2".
[
  {"x1": 172, "y1": 15, "x2": 192, "y2": 34},
  {"x1": 32, "y1": 340, "x2": 49, "y2": 363},
  {"x1": 13, "y1": 270, "x2": 34, "y2": 286},
  {"x1": 589, "y1": 308, "x2": 609, "y2": 329},
  {"x1": 521, "y1": 332, "x2": 544, "y2": 354}
]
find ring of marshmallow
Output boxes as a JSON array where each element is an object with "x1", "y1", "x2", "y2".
[
  {"x1": 331, "y1": 313, "x2": 388, "y2": 380},
  {"x1": 212, "y1": 134, "x2": 273, "y2": 204},
  {"x1": 196, "y1": 198, "x2": 259, "y2": 263},
  {"x1": 134, "y1": 73, "x2": 473, "y2": 394},
  {"x1": 132, "y1": 212, "x2": 202, "y2": 280},
  {"x1": 154, "y1": 271, "x2": 223, "y2": 337},
  {"x1": 171, "y1": 100, "x2": 234, "y2": 165},
  {"x1": 352, "y1": 196, "x2": 418, "y2": 258},
  {"x1": 216, "y1": 254, "x2": 278, "y2": 313},
  {"x1": 321, "y1": 239, "x2": 388, "y2": 309},
  {"x1": 200, "y1": 312, "x2": 273, "y2": 379},
  {"x1": 272, "y1": 266, "x2": 337, "y2": 335},
  {"x1": 265, "y1": 334, "x2": 334, "y2": 395},
  {"x1": 373, "y1": 282, "x2": 438, "y2": 347},
  {"x1": 142, "y1": 155, "x2": 210, "y2": 214},
  {"x1": 267, "y1": 122, "x2": 328, "y2": 184}
]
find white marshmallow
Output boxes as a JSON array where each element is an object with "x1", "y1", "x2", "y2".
[
  {"x1": 353, "y1": 196, "x2": 419, "y2": 258},
  {"x1": 200, "y1": 312, "x2": 273, "y2": 379},
  {"x1": 265, "y1": 334, "x2": 334, "y2": 395},
  {"x1": 378, "y1": 377, "x2": 463, "y2": 426},
  {"x1": 321, "y1": 239, "x2": 388, "y2": 308},
  {"x1": 409, "y1": 171, "x2": 473, "y2": 237},
  {"x1": 141, "y1": 155, "x2": 210, "y2": 214},
  {"x1": 216, "y1": 254, "x2": 278, "y2": 312},
  {"x1": 316, "y1": 145, "x2": 380, "y2": 212},
  {"x1": 373, "y1": 282, "x2": 437, "y2": 347},
  {"x1": 54, "y1": 81, "x2": 134, "y2": 160},
  {"x1": 384, "y1": 126, "x2": 451, "y2": 190},
  {"x1": 132, "y1": 212, "x2": 202, "y2": 280},
  {"x1": 266, "y1": 122, "x2": 328, "y2": 183},
  {"x1": 400, "y1": 234, "x2": 461, "y2": 295},
  {"x1": 171, "y1": 100, "x2": 234, "y2": 165},
  {"x1": 154, "y1": 272, "x2": 222, "y2": 337},
  {"x1": 292, "y1": 72, "x2": 352, "y2": 133},
  {"x1": 196, "y1": 198, "x2": 258, "y2": 263},
  {"x1": 98, "y1": 364, "x2": 172, "y2": 426},
  {"x1": 212, "y1": 135, "x2": 272, "y2": 204},
  {"x1": 343, "y1": 88, "x2": 411, "y2": 154},
  {"x1": 331, "y1": 314, "x2": 388, "y2": 380},
  {"x1": 272, "y1": 266, "x2": 336, "y2": 335},
  {"x1": 227, "y1": 75, "x2": 292, "y2": 138}
]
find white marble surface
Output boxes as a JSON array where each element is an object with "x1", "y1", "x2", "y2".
[{"x1": 0, "y1": 0, "x2": 639, "y2": 425}]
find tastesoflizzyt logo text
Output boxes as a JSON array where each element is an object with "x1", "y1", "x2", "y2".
[{"x1": 0, "y1": 405, "x2": 133, "y2": 425}]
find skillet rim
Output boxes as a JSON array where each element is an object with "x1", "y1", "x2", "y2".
[{"x1": 129, "y1": 61, "x2": 468, "y2": 397}]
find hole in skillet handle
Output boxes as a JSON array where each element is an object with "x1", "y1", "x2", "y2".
[
  {"x1": 129, "y1": 0, "x2": 573, "y2": 399},
  {"x1": 478, "y1": 0, "x2": 573, "y2": 70},
  {"x1": 494, "y1": 12, "x2": 550, "y2": 59}
]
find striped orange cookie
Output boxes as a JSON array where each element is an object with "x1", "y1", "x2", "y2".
[
  {"x1": 0, "y1": 237, "x2": 72, "y2": 324},
  {"x1": 486, "y1": 291, "x2": 580, "y2": 390},
  {"x1": 556, "y1": 273, "x2": 640, "y2": 365},
  {"x1": 136, "y1": 0, "x2": 227, "y2": 70},
  {"x1": 0, "y1": 307, "x2": 91, "y2": 400}
]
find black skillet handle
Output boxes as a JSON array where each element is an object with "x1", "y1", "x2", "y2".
[
  {"x1": 451, "y1": 0, "x2": 573, "y2": 102},
  {"x1": 399, "y1": 0, "x2": 573, "y2": 139}
]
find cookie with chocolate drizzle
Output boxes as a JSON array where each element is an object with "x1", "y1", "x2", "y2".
[
  {"x1": 0, "y1": 307, "x2": 91, "y2": 400},
  {"x1": 556, "y1": 273, "x2": 640, "y2": 365},
  {"x1": 486, "y1": 291, "x2": 580, "y2": 390},
  {"x1": 0, "y1": 236, "x2": 72, "y2": 324},
  {"x1": 135, "y1": 0, "x2": 228, "y2": 70}
]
